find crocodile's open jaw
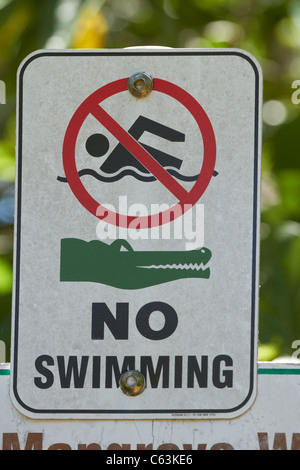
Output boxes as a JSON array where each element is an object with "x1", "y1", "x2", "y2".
[{"x1": 133, "y1": 245, "x2": 211, "y2": 280}]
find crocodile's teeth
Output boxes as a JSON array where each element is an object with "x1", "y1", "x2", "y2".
[{"x1": 139, "y1": 262, "x2": 209, "y2": 271}]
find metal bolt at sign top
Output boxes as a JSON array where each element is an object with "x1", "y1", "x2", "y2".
[
  {"x1": 128, "y1": 72, "x2": 153, "y2": 98},
  {"x1": 119, "y1": 370, "x2": 146, "y2": 396}
]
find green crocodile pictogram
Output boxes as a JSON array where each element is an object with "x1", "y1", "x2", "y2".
[{"x1": 60, "y1": 238, "x2": 211, "y2": 290}]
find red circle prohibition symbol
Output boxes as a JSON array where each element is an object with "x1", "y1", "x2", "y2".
[{"x1": 62, "y1": 77, "x2": 216, "y2": 228}]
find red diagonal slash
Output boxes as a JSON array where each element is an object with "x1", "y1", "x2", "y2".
[{"x1": 90, "y1": 104, "x2": 189, "y2": 201}]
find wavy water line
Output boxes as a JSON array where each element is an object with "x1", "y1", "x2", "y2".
[{"x1": 57, "y1": 168, "x2": 201, "y2": 183}]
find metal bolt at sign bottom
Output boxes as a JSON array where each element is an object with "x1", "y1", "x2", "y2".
[
  {"x1": 119, "y1": 370, "x2": 146, "y2": 396},
  {"x1": 128, "y1": 72, "x2": 153, "y2": 98}
]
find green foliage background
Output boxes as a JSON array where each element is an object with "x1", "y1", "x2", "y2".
[{"x1": 0, "y1": 0, "x2": 299, "y2": 362}]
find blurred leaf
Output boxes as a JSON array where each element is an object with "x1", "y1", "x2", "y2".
[
  {"x1": 0, "y1": 256, "x2": 12, "y2": 294},
  {"x1": 271, "y1": 115, "x2": 300, "y2": 172},
  {"x1": 259, "y1": 222, "x2": 300, "y2": 355},
  {"x1": 258, "y1": 342, "x2": 281, "y2": 361},
  {"x1": 0, "y1": 138, "x2": 14, "y2": 181},
  {"x1": 70, "y1": 5, "x2": 107, "y2": 48}
]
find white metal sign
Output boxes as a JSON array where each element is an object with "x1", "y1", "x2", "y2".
[{"x1": 11, "y1": 48, "x2": 262, "y2": 419}]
